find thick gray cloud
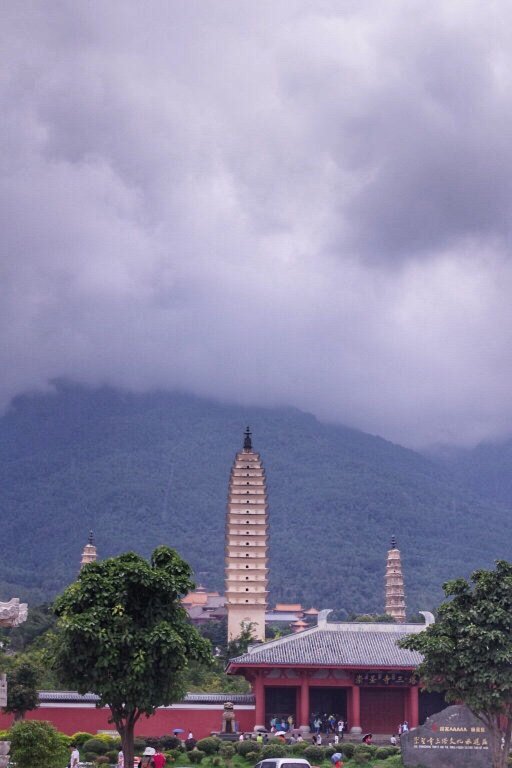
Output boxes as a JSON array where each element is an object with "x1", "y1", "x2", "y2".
[{"x1": 2, "y1": 0, "x2": 512, "y2": 447}]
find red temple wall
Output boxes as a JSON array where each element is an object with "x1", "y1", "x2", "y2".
[{"x1": 0, "y1": 704, "x2": 255, "y2": 738}]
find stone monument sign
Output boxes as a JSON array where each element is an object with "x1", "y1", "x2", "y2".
[{"x1": 401, "y1": 704, "x2": 491, "y2": 768}]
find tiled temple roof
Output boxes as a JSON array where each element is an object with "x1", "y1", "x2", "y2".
[
  {"x1": 228, "y1": 622, "x2": 425, "y2": 668},
  {"x1": 38, "y1": 690, "x2": 255, "y2": 705}
]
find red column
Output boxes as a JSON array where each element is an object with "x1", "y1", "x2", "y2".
[
  {"x1": 349, "y1": 685, "x2": 362, "y2": 734},
  {"x1": 408, "y1": 685, "x2": 419, "y2": 728},
  {"x1": 253, "y1": 671, "x2": 265, "y2": 729},
  {"x1": 299, "y1": 672, "x2": 310, "y2": 729}
]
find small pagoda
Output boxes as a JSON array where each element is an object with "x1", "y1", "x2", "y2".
[{"x1": 80, "y1": 530, "x2": 98, "y2": 569}]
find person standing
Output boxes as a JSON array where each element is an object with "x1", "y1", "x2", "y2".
[
  {"x1": 69, "y1": 744, "x2": 80, "y2": 768},
  {"x1": 337, "y1": 719, "x2": 345, "y2": 740},
  {"x1": 152, "y1": 750, "x2": 166, "y2": 768},
  {"x1": 117, "y1": 748, "x2": 124, "y2": 767}
]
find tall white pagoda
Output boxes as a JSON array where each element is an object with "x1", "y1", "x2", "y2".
[
  {"x1": 385, "y1": 536, "x2": 406, "y2": 623},
  {"x1": 225, "y1": 428, "x2": 268, "y2": 641}
]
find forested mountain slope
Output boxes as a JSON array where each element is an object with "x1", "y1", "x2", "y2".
[{"x1": 0, "y1": 382, "x2": 509, "y2": 613}]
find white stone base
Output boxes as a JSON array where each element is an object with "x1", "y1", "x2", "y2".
[{"x1": 350, "y1": 726, "x2": 362, "y2": 735}]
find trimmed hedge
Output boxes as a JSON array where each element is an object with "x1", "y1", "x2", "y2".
[
  {"x1": 261, "y1": 744, "x2": 287, "y2": 758},
  {"x1": 70, "y1": 732, "x2": 95, "y2": 748},
  {"x1": 340, "y1": 743, "x2": 354, "y2": 758},
  {"x1": 189, "y1": 749, "x2": 206, "y2": 763},
  {"x1": 303, "y1": 745, "x2": 324, "y2": 763},
  {"x1": 82, "y1": 739, "x2": 108, "y2": 755},
  {"x1": 196, "y1": 737, "x2": 221, "y2": 755},
  {"x1": 161, "y1": 735, "x2": 183, "y2": 750},
  {"x1": 236, "y1": 740, "x2": 261, "y2": 756},
  {"x1": 219, "y1": 744, "x2": 235, "y2": 760}
]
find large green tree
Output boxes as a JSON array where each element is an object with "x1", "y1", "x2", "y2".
[
  {"x1": 400, "y1": 560, "x2": 512, "y2": 768},
  {"x1": 2, "y1": 658, "x2": 40, "y2": 721},
  {"x1": 52, "y1": 546, "x2": 212, "y2": 767}
]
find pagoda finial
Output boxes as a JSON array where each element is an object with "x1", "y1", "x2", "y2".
[
  {"x1": 391, "y1": 534, "x2": 397, "y2": 549},
  {"x1": 243, "y1": 426, "x2": 252, "y2": 451},
  {"x1": 88, "y1": 530, "x2": 95, "y2": 546}
]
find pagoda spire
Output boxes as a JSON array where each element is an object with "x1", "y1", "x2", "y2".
[
  {"x1": 225, "y1": 429, "x2": 268, "y2": 641},
  {"x1": 80, "y1": 530, "x2": 98, "y2": 570},
  {"x1": 385, "y1": 536, "x2": 406, "y2": 623}
]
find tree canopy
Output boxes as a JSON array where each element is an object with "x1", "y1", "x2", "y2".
[
  {"x1": 52, "y1": 545, "x2": 212, "y2": 766},
  {"x1": 400, "y1": 560, "x2": 512, "y2": 768}
]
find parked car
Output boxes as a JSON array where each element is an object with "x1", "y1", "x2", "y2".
[{"x1": 254, "y1": 759, "x2": 312, "y2": 768}]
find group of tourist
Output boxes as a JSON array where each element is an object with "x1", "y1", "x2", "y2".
[
  {"x1": 310, "y1": 713, "x2": 346, "y2": 738},
  {"x1": 269, "y1": 714, "x2": 295, "y2": 732},
  {"x1": 67, "y1": 741, "x2": 169, "y2": 768}
]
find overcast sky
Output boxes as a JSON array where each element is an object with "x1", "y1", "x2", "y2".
[{"x1": 2, "y1": 1, "x2": 512, "y2": 447}]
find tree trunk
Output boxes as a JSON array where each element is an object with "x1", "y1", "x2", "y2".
[
  {"x1": 112, "y1": 708, "x2": 139, "y2": 768},
  {"x1": 119, "y1": 720, "x2": 135, "y2": 768},
  {"x1": 488, "y1": 717, "x2": 507, "y2": 768}
]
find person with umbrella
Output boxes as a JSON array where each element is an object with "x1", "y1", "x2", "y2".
[{"x1": 331, "y1": 752, "x2": 344, "y2": 768}]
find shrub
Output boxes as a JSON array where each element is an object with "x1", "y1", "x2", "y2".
[
  {"x1": 70, "y1": 732, "x2": 95, "y2": 748},
  {"x1": 291, "y1": 741, "x2": 309, "y2": 753},
  {"x1": 236, "y1": 740, "x2": 261, "y2": 757},
  {"x1": 134, "y1": 737, "x2": 147, "y2": 752},
  {"x1": 354, "y1": 744, "x2": 373, "y2": 764},
  {"x1": 189, "y1": 749, "x2": 206, "y2": 763},
  {"x1": 340, "y1": 743, "x2": 354, "y2": 758},
  {"x1": 375, "y1": 747, "x2": 391, "y2": 759},
  {"x1": 261, "y1": 744, "x2": 287, "y2": 758},
  {"x1": 383, "y1": 756, "x2": 403, "y2": 768},
  {"x1": 85, "y1": 753, "x2": 99, "y2": 763},
  {"x1": 219, "y1": 743, "x2": 235, "y2": 760},
  {"x1": 169, "y1": 748, "x2": 184, "y2": 760},
  {"x1": 197, "y1": 737, "x2": 221, "y2": 755},
  {"x1": 83, "y1": 738, "x2": 108, "y2": 755},
  {"x1": 95, "y1": 757, "x2": 110, "y2": 765},
  {"x1": 143, "y1": 736, "x2": 163, "y2": 749},
  {"x1": 106, "y1": 749, "x2": 120, "y2": 762},
  {"x1": 211, "y1": 757, "x2": 225, "y2": 767},
  {"x1": 161, "y1": 735, "x2": 183, "y2": 750},
  {"x1": 9, "y1": 720, "x2": 68, "y2": 768},
  {"x1": 245, "y1": 752, "x2": 259, "y2": 763},
  {"x1": 324, "y1": 745, "x2": 337, "y2": 758},
  {"x1": 303, "y1": 745, "x2": 324, "y2": 763}
]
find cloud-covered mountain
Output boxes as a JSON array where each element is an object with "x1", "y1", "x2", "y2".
[
  {"x1": 0, "y1": 383, "x2": 510, "y2": 612},
  {"x1": 2, "y1": 3, "x2": 512, "y2": 447}
]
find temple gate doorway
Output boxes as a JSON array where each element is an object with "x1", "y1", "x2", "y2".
[
  {"x1": 360, "y1": 688, "x2": 405, "y2": 733},
  {"x1": 310, "y1": 687, "x2": 348, "y2": 723},
  {"x1": 265, "y1": 687, "x2": 297, "y2": 728}
]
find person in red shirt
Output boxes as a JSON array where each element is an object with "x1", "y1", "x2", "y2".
[{"x1": 152, "y1": 751, "x2": 166, "y2": 768}]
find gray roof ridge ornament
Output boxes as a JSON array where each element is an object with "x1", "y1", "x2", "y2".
[
  {"x1": 317, "y1": 609, "x2": 333, "y2": 628},
  {"x1": 419, "y1": 610, "x2": 435, "y2": 626}
]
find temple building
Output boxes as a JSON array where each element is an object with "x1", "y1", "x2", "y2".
[
  {"x1": 80, "y1": 530, "x2": 98, "y2": 569},
  {"x1": 225, "y1": 428, "x2": 268, "y2": 641},
  {"x1": 227, "y1": 609, "x2": 443, "y2": 734},
  {"x1": 385, "y1": 536, "x2": 406, "y2": 623}
]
